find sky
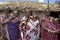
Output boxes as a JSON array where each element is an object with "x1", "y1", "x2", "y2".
[
  {"x1": 44, "y1": 0, "x2": 56, "y2": 4},
  {"x1": 0, "y1": 0, "x2": 56, "y2": 4}
]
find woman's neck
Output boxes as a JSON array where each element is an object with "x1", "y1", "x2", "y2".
[{"x1": 45, "y1": 15, "x2": 49, "y2": 18}]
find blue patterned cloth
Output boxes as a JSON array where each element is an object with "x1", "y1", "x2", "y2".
[{"x1": 7, "y1": 21, "x2": 20, "y2": 40}]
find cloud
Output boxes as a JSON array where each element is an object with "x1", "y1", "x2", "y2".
[{"x1": 39, "y1": 0, "x2": 44, "y2": 2}]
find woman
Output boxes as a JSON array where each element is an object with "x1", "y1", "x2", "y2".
[
  {"x1": 41, "y1": 8, "x2": 59, "y2": 40},
  {"x1": 2, "y1": 8, "x2": 20, "y2": 40},
  {"x1": 0, "y1": 6, "x2": 11, "y2": 40},
  {"x1": 20, "y1": 9, "x2": 32, "y2": 40},
  {"x1": 6, "y1": 10, "x2": 20, "y2": 40},
  {"x1": 20, "y1": 9, "x2": 40, "y2": 40},
  {"x1": 0, "y1": 13, "x2": 6, "y2": 40}
]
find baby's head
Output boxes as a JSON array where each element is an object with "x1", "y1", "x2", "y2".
[
  {"x1": 54, "y1": 18, "x2": 59, "y2": 23},
  {"x1": 30, "y1": 15, "x2": 38, "y2": 21},
  {"x1": 50, "y1": 17, "x2": 55, "y2": 22}
]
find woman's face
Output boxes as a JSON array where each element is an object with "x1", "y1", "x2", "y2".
[
  {"x1": 25, "y1": 9, "x2": 31, "y2": 16},
  {"x1": 45, "y1": 12, "x2": 50, "y2": 16},
  {"x1": 26, "y1": 11, "x2": 30, "y2": 16},
  {"x1": 33, "y1": 17, "x2": 36, "y2": 21},
  {"x1": 13, "y1": 11, "x2": 18, "y2": 15}
]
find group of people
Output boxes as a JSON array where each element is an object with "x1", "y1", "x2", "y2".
[{"x1": 0, "y1": 6, "x2": 60, "y2": 40}]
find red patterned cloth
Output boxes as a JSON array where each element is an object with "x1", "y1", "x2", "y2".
[{"x1": 41, "y1": 17, "x2": 59, "y2": 40}]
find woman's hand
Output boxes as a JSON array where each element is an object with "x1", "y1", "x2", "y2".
[
  {"x1": 47, "y1": 29, "x2": 54, "y2": 33},
  {"x1": 48, "y1": 30, "x2": 59, "y2": 34},
  {"x1": 48, "y1": 29, "x2": 51, "y2": 32}
]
